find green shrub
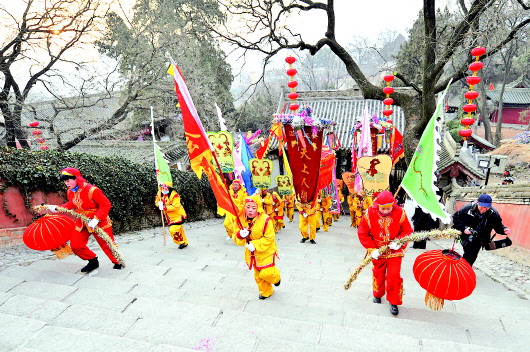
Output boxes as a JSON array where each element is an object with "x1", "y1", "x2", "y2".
[{"x1": 0, "y1": 147, "x2": 217, "y2": 233}]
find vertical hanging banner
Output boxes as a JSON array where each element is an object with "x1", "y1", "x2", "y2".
[
  {"x1": 206, "y1": 131, "x2": 235, "y2": 173},
  {"x1": 275, "y1": 175, "x2": 293, "y2": 195},
  {"x1": 249, "y1": 158, "x2": 274, "y2": 189},
  {"x1": 316, "y1": 145, "x2": 336, "y2": 191}
]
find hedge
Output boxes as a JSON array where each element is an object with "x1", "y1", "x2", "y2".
[{"x1": 0, "y1": 147, "x2": 217, "y2": 233}]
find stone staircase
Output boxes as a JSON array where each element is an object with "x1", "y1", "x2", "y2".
[{"x1": 1, "y1": 218, "x2": 528, "y2": 351}]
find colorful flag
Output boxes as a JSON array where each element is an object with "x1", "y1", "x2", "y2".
[
  {"x1": 390, "y1": 126, "x2": 405, "y2": 166},
  {"x1": 400, "y1": 85, "x2": 452, "y2": 224},
  {"x1": 489, "y1": 82, "x2": 495, "y2": 90},
  {"x1": 150, "y1": 107, "x2": 172, "y2": 186},
  {"x1": 167, "y1": 59, "x2": 237, "y2": 217},
  {"x1": 215, "y1": 103, "x2": 227, "y2": 131},
  {"x1": 239, "y1": 134, "x2": 257, "y2": 195},
  {"x1": 357, "y1": 104, "x2": 373, "y2": 158}
]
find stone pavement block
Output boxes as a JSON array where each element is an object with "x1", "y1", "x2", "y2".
[
  {"x1": 453, "y1": 297, "x2": 530, "y2": 321},
  {"x1": 128, "y1": 283, "x2": 186, "y2": 301},
  {"x1": 216, "y1": 310, "x2": 320, "y2": 345},
  {"x1": 118, "y1": 262, "x2": 170, "y2": 276},
  {"x1": 466, "y1": 328, "x2": 529, "y2": 350},
  {"x1": 164, "y1": 267, "x2": 226, "y2": 283},
  {"x1": 420, "y1": 339, "x2": 512, "y2": 352},
  {"x1": 178, "y1": 291, "x2": 247, "y2": 311},
  {"x1": 8, "y1": 281, "x2": 77, "y2": 301},
  {"x1": 0, "y1": 274, "x2": 23, "y2": 292},
  {"x1": 194, "y1": 257, "x2": 241, "y2": 269},
  {"x1": 0, "y1": 295, "x2": 69, "y2": 322},
  {"x1": 0, "y1": 312, "x2": 46, "y2": 351},
  {"x1": 157, "y1": 259, "x2": 206, "y2": 272},
  {"x1": 125, "y1": 317, "x2": 257, "y2": 352},
  {"x1": 52, "y1": 304, "x2": 139, "y2": 337},
  {"x1": 149, "y1": 344, "x2": 198, "y2": 352},
  {"x1": 28, "y1": 258, "x2": 83, "y2": 273},
  {"x1": 63, "y1": 287, "x2": 135, "y2": 312},
  {"x1": 319, "y1": 324, "x2": 421, "y2": 351},
  {"x1": 124, "y1": 296, "x2": 221, "y2": 325},
  {"x1": 25, "y1": 325, "x2": 152, "y2": 352},
  {"x1": 499, "y1": 317, "x2": 530, "y2": 336},
  {"x1": 124, "y1": 272, "x2": 186, "y2": 290},
  {"x1": 0, "y1": 266, "x2": 81, "y2": 286},
  {"x1": 74, "y1": 275, "x2": 137, "y2": 294},
  {"x1": 11, "y1": 347, "x2": 42, "y2": 352},
  {"x1": 180, "y1": 278, "x2": 245, "y2": 297},
  {"x1": 255, "y1": 337, "x2": 344, "y2": 352},
  {"x1": 0, "y1": 291, "x2": 13, "y2": 305}
]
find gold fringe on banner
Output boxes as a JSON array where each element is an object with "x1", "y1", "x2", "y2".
[
  {"x1": 51, "y1": 243, "x2": 73, "y2": 259},
  {"x1": 425, "y1": 292, "x2": 445, "y2": 311}
]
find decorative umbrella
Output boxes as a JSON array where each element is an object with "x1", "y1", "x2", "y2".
[
  {"x1": 413, "y1": 249, "x2": 476, "y2": 310},
  {"x1": 23, "y1": 214, "x2": 75, "y2": 259}
]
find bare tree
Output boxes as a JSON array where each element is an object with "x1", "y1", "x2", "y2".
[
  {"x1": 205, "y1": 0, "x2": 530, "y2": 160},
  {"x1": 0, "y1": 0, "x2": 109, "y2": 148}
]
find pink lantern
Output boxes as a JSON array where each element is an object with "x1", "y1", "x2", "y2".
[{"x1": 29, "y1": 121, "x2": 39, "y2": 127}]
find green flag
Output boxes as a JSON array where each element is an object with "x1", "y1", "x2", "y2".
[
  {"x1": 154, "y1": 142, "x2": 172, "y2": 186},
  {"x1": 400, "y1": 86, "x2": 451, "y2": 223}
]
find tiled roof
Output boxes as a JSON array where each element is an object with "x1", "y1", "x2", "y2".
[
  {"x1": 437, "y1": 131, "x2": 486, "y2": 179},
  {"x1": 469, "y1": 134, "x2": 496, "y2": 151},
  {"x1": 486, "y1": 89, "x2": 530, "y2": 105}
]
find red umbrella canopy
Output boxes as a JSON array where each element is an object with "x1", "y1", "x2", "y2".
[
  {"x1": 23, "y1": 214, "x2": 75, "y2": 251},
  {"x1": 413, "y1": 249, "x2": 476, "y2": 301}
]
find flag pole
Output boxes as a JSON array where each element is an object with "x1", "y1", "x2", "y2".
[{"x1": 151, "y1": 106, "x2": 167, "y2": 246}]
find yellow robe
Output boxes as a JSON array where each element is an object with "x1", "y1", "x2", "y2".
[
  {"x1": 283, "y1": 194, "x2": 295, "y2": 222},
  {"x1": 321, "y1": 196, "x2": 333, "y2": 232},
  {"x1": 296, "y1": 201, "x2": 318, "y2": 240},
  {"x1": 219, "y1": 186, "x2": 247, "y2": 238},
  {"x1": 271, "y1": 192, "x2": 285, "y2": 232},
  {"x1": 156, "y1": 190, "x2": 187, "y2": 245}
]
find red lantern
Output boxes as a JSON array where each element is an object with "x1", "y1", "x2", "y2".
[
  {"x1": 383, "y1": 75, "x2": 395, "y2": 82},
  {"x1": 286, "y1": 68, "x2": 297, "y2": 77},
  {"x1": 289, "y1": 103, "x2": 299, "y2": 111},
  {"x1": 40, "y1": 145, "x2": 49, "y2": 150},
  {"x1": 23, "y1": 214, "x2": 75, "y2": 259},
  {"x1": 29, "y1": 121, "x2": 39, "y2": 127},
  {"x1": 382, "y1": 109, "x2": 393, "y2": 116},
  {"x1": 464, "y1": 91, "x2": 479, "y2": 100},
  {"x1": 287, "y1": 81, "x2": 298, "y2": 89},
  {"x1": 382, "y1": 87, "x2": 394, "y2": 95},
  {"x1": 471, "y1": 46, "x2": 486, "y2": 57},
  {"x1": 466, "y1": 76, "x2": 481, "y2": 85},
  {"x1": 32, "y1": 129, "x2": 43, "y2": 135},
  {"x1": 383, "y1": 98, "x2": 394, "y2": 106},
  {"x1": 413, "y1": 249, "x2": 476, "y2": 310},
  {"x1": 468, "y1": 61, "x2": 484, "y2": 72},
  {"x1": 462, "y1": 104, "x2": 477, "y2": 113},
  {"x1": 287, "y1": 92, "x2": 299, "y2": 100},
  {"x1": 460, "y1": 118, "x2": 475, "y2": 126},
  {"x1": 285, "y1": 56, "x2": 296, "y2": 64},
  {"x1": 459, "y1": 129, "x2": 473, "y2": 138}
]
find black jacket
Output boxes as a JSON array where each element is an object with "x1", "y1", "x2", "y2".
[{"x1": 452, "y1": 202, "x2": 507, "y2": 247}]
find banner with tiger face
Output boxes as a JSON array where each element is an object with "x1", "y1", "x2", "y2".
[
  {"x1": 249, "y1": 158, "x2": 274, "y2": 189},
  {"x1": 206, "y1": 131, "x2": 235, "y2": 173}
]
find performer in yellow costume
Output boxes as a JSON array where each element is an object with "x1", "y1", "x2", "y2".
[
  {"x1": 259, "y1": 188, "x2": 274, "y2": 218},
  {"x1": 271, "y1": 192, "x2": 284, "y2": 232},
  {"x1": 315, "y1": 195, "x2": 322, "y2": 232},
  {"x1": 347, "y1": 194, "x2": 358, "y2": 227},
  {"x1": 156, "y1": 182, "x2": 188, "y2": 249},
  {"x1": 233, "y1": 196, "x2": 281, "y2": 300},
  {"x1": 334, "y1": 191, "x2": 344, "y2": 221},
  {"x1": 283, "y1": 193, "x2": 295, "y2": 222},
  {"x1": 296, "y1": 201, "x2": 319, "y2": 244},
  {"x1": 321, "y1": 194, "x2": 333, "y2": 232},
  {"x1": 219, "y1": 180, "x2": 247, "y2": 240}
]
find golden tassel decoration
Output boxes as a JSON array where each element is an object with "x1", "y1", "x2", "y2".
[
  {"x1": 51, "y1": 243, "x2": 73, "y2": 259},
  {"x1": 425, "y1": 292, "x2": 445, "y2": 311},
  {"x1": 34, "y1": 205, "x2": 126, "y2": 267},
  {"x1": 344, "y1": 228, "x2": 461, "y2": 290}
]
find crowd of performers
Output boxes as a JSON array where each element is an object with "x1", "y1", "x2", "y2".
[{"x1": 42, "y1": 167, "x2": 511, "y2": 316}]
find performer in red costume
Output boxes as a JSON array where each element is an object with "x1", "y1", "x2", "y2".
[
  {"x1": 357, "y1": 191, "x2": 413, "y2": 316},
  {"x1": 49, "y1": 168, "x2": 121, "y2": 273}
]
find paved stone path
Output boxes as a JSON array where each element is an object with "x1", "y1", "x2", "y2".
[{"x1": 1, "y1": 216, "x2": 529, "y2": 351}]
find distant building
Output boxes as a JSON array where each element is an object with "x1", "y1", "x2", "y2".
[{"x1": 487, "y1": 79, "x2": 530, "y2": 126}]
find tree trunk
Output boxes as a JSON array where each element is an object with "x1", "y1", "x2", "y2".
[{"x1": 477, "y1": 81, "x2": 493, "y2": 142}]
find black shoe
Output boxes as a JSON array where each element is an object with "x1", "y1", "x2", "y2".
[
  {"x1": 316, "y1": 228, "x2": 320, "y2": 232},
  {"x1": 259, "y1": 294, "x2": 269, "y2": 300},
  {"x1": 178, "y1": 243, "x2": 188, "y2": 249},
  {"x1": 274, "y1": 279, "x2": 281, "y2": 287},
  {"x1": 81, "y1": 257, "x2": 99, "y2": 273},
  {"x1": 309, "y1": 240, "x2": 316, "y2": 244},
  {"x1": 300, "y1": 238, "x2": 308, "y2": 243},
  {"x1": 373, "y1": 297, "x2": 381, "y2": 304},
  {"x1": 113, "y1": 263, "x2": 122, "y2": 270},
  {"x1": 390, "y1": 304, "x2": 399, "y2": 316}
]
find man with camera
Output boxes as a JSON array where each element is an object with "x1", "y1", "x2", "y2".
[{"x1": 452, "y1": 194, "x2": 511, "y2": 266}]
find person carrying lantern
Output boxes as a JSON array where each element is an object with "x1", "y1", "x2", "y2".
[
  {"x1": 271, "y1": 191, "x2": 285, "y2": 232},
  {"x1": 296, "y1": 200, "x2": 319, "y2": 244},
  {"x1": 283, "y1": 193, "x2": 296, "y2": 222},
  {"x1": 47, "y1": 168, "x2": 121, "y2": 273},
  {"x1": 357, "y1": 191, "x2": 413, "y2": 316},
  {"x1": 156, "y1": 182, "x2": 188, "y2": 249},
  {"x1": 219, "y1": 179, "x2": 247, "y2": 240},
  {"x1": 233, "y1": 196, "x2": 281, "y2": 300}
]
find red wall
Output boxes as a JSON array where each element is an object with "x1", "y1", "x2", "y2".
[
  {"x1": 455, "y1": 200, "x2": 530, "y2": 250},
  {"x1": 491, "y1": 107, "x2": 530, "y2": 125}
]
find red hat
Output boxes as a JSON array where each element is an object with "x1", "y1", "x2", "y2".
[
  {"x1": 375, "y1": 191, "x2": 395, "y2": 206},
  {"x1": 60, "y1": 167, "x2": 86, "y2": 187}
]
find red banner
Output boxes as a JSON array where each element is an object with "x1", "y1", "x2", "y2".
[
  {"x1": 317, "y1": 146, "x2": 336, "y2": 191},
  {"x1": 284, "y1": 125, "x2": 323, "y2": 203}
]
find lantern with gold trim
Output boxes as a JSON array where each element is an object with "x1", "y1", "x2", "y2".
[
  {"x1": 23, "y1": 214, "x2": 75, "y2": 259},
  {"x1": 460, "y1": 46, "x2": 486, "y2": 141}
]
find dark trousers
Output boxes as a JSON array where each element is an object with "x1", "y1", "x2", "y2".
[{"x1": 462, "y1": 240, "x2": 482, "y2": 266}]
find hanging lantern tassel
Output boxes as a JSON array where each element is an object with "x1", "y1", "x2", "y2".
[
  {"x1": 460, "y1": 46, "x2": 486, "y2": 141},
  {"x1": 425, "y1": 292, "x2": 445, "y2": 311},
  {"x1": 51, "y1": 243, "x2": 74, "y2": 259}
]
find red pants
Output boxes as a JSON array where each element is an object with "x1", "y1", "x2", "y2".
[
  {"x1": 372, "y1": 256, "x2": 403, "y2": 305},
  {"x1": 70, "y1": 227, "x2": 118, "y2": 264}
]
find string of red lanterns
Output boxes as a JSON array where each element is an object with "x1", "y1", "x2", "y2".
[
  {"x1": 28, "y1": 121, "x2": 49, "y2": 150},
  {"x1": 285, "y1": 56, "x2": 299, "y2": 112},
  {"x1": 382, "y1": 74, "x2": 395, "y2": 118},
  {"x1": 459, "y1": 46, "x2": 486, "y2": 140}
]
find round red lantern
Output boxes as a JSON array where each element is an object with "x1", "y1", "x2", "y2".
[
  {"x1": 471, "y1": 46, "x2": 486, "y2": 57},
  {"x1": 289, "y1": 103, "x2": 299, "y2": 111},
  {"x1": 464, "y1": 91, "x2": 479, "y2": 100},
  {"x1": 460, "y1": 118, "x2": 475, "y2": 126},
  {"x1": 382, "y1": 87, "x2": 394, "y2": 95},
  {"x1": 383, "y1": 75, "x2": 395, "y2": 82},
  {"x1": 382, "y1": 109, "x2": 393, "y2": 116},
  {"x1": 23, "y1": 214, "x2": 75, "y2": 259},
  {"x1": 462, "y1": 104, "x2": 477, "y2": 113},
  {"x1": 458, "y1": 129, "x2": 473, "y2": 138},
  {"x1": 287, "y1": 81, "x2": 298, "y2": 89},
  {"x1": 286, "y1": 68, "x2": 297, "y2": 77},
  {"x1": 413, "y1": 249, "x2": 476, "y2": 310},
  {"x1": 32, "y1": 129, "x2": 43, "y2": 135},
  {"x1": 466, "y1": 76, "x2": 481, "y2": 85},
  {"x1": 469, "y1": 61, "x2": 484, "y2": 72},
  {"x1": 29, "y1": 121, "x2": 40, "y2": 127},
  {"x1": 287, "y1": 92, "x2": 299, "y2": 100},
  {"x1": 39, "y1": 145, "x2": 49, "y2": 151},
  {"x1": 383, "y1": 98, "x2": 394, "y2": 106},
  {"x1": 285, "y1": 56, "x2": 296, "y2": 64}
]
